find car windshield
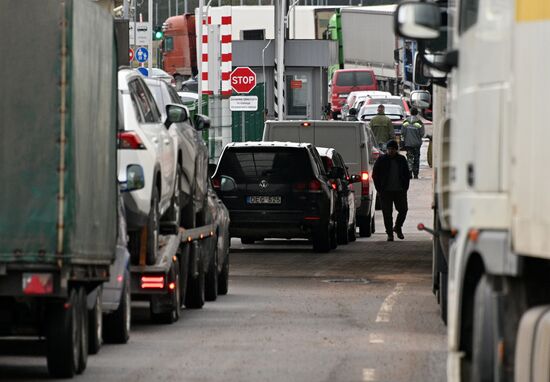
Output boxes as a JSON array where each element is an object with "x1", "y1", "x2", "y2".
[
  {"x1": 369, "y1": 97, "x2": 402, "y2": 107},
  {"x1": 335, "y1": 71, "x2": 374, "y2": 87},
  {"x1": 218, "y1": 148, "x2": 313, "y2": 184}
]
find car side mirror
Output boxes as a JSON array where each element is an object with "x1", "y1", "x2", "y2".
[
  {"x1": 120, "y1": 164, "x2": 145, "y2": 192},
  {"x1": 410, "y1": 90, "x2": 431, "y2": 109},
  {"x1": 220, "y1": 175, "x2": 237, "y2": 192},
  {"x1": 165, "y1": 104, "x2": 188, "y2": 129},
  {"x1": 394, "y1": 2, "x2": 441, "y2": 40},
  {"x1": 194, "y1": 114, "x2": 211, "y2": 131},
  {"x1": 349, "y1": 174, "x2": 361, "y2": 184}
]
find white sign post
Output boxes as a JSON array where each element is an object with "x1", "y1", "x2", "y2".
[
  {"x1": 230, "y1": 96, "x2": 259, "y2": 112},
  {"x1": 129, "y1": 22, "x2": 151, "y2": 46}
]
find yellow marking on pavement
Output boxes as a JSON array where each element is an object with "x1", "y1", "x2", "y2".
[
  {"x1": 369, "y1": 333, "x2": 384, "y2": 344},
  {"x1": 516, "y1": 0, "x2": 550, "y2": 22},
  {"x1": 362, "y1": 368, "x2": 376, "y2": 381},
  {"x1": 375, "y1": 283, "x2": 405, "y2": 323}
]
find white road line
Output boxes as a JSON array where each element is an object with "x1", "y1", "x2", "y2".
[
  {"x1": 375, "y1": 283, "x2": 406, "y2": 323},
  {"x1": 363, "y1": 368, "x2": 376, "y2": 381},
  {"x1": 368, "y1": 333, "x2": 384, "y2": 344}
]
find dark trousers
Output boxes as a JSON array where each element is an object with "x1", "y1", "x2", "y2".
[
  {"x1": 379, "y1": 191, "x2": 408, "y2": 235},
  {"x1": 406, "y1": 146, "x2": 421, "y2": 176}
]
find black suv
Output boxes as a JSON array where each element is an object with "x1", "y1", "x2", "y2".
[{"x1": 212, "y1": 142, "x2": 337, "y2": 252}]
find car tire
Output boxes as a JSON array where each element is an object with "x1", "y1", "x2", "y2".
[
  {"x1": 330, "y1": 224, "x2": 338, "y2": 250},
  {"x1": 218, "y1": 253, "x2": 229, "y2": 296},
  {"x1": 205, "y1": 246, "x2": 219, "y2": 302},
  {"x1": 185, "y1": 245, "x2": 205, "y2": 309},
  {"x1": 88, "y1": 288, "x2": 103, "y2": 355},
  {"x1": 163, "y1": 165, "x2": 183, "y2": 235},
  {"x1": 146, "y1": 188, "x2": 161, "y2": 265},
  {"x1": 312, "y1": 224, "x2": 331, "y2": 253},
  {"x1": 151, "y1": 262, "x2": 181, "y2": 324},
  {"x1": 46, "y1": 288, "x2": 80, "y2": 378},
  {"x1": 348, "y1": 222, "x2": 357, "y2": 242},
  {"x1": 371, "y1": 214, "x2": 376, "y2": 234},
  {"x1": 439, "y1": 271, "x2": 448, "y2": 325},
  {"x1": 337, "y1": 216, "x2": 349, "y2": 245},
  {"x1": 76, "y1": 288, "x2": 88, "y2": 374},
  {"x1": 103, "y1": 271, "x2": 131, "y2": 344},
  {"x1": 359, "y1": 213, "x2": 372, "y2": 237}
]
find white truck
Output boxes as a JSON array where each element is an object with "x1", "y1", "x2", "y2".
[
  {"x1": 340, "y1": 5, "x2": 402, "y2": 93},
  {"x1": 395, "y1": 1, "x2": 550, "y2": 381}
]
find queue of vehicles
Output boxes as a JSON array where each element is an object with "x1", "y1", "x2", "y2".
[{"x1": 0, "y1": 1, "x2": 230, "y2": 378}]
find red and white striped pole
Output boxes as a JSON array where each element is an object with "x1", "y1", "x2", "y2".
[
  {"x1": 201, "y1": 15, "x2": 212, "y2": 95},
  {"x1": 220, "y1": 8, "x2": 232, "y2": 96}
]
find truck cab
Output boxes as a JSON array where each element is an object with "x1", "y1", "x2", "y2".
[{"x1": 161, "y1": 14, "x2": 197, "y2": 84}]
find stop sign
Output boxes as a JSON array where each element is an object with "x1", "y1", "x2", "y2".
[{"x1": 230, "y1": 67, "x2": 256, "y2": 94}]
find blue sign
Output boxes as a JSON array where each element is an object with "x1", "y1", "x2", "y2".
[
  {"x1": 137, "y1": 67, "x2": 148, "y2": 76},
  {"x1": 135, "y1": 47, "x2": 149, "y2": 63}
]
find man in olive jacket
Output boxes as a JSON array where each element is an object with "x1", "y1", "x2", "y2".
[
  {"x1": 372, "y1": 140, "x2": 410, "y2": 241},
  {"x1": 369, "y1": 104, "x2": 395, "y2": 151}
]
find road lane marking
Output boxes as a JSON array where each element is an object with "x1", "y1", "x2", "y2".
[
  {"x1": 375, "y1": 283, "x2": 406, "y2": 323},
  {"x1": 369, "y1": 333, "x2": 384, "y2": 344},
  {"x1": 363, "y1": 368, "x2": 376, "y2": 381}
]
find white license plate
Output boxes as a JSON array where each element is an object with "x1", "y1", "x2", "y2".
[{"x1": 247, "y1": 196, "x2": 282, "y2": 204}]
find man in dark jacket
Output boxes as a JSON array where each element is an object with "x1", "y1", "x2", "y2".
[{"x1": 372, "y1": 140, "x2": 410, "y2": 241}]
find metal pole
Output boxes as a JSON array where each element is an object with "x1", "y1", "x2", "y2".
[
  {"x1": 276, "y1": 0, "x2": 286, "y2": 119},
  {"x1": 176, "y1": 0, "x2": 178, "y2": 15},
  {"x1": 184, "y1": 0, "x2": 188, "y2": 13},
  {"x1": 197, "y1": 0, "x2": 204, "y2": 114},
  {"x1": 148, "y1": 0, "x2": 153, "y2": 73},
  {"x1": 241, "y1": 112, "x2": 246, "y2": 142},
  {"x1": 168, "y1": 0, "x2": 171, "y2": 17},
  {"x1": 123, "y1": 0, "x2": 130, "y2": 19}
]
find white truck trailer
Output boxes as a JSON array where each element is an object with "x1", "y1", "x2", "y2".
[
  {"x1": 395, "y1": 1, "x2": 550, "y2": 381},
  {"x1": 340, "y1": 5, "x2": 402, "y2": 93}
]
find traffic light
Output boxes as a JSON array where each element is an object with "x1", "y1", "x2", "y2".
[{"x1": 153, "y1": 26, "x2": 163, "y2": 40}]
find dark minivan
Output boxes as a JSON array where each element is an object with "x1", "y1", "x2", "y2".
[{"x1": 212, "y1": 142, "x2": 337, "y2": 253}]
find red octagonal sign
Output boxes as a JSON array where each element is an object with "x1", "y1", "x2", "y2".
[{"x1": 230, "y1": 67, "x2": 256, "y2": 94}]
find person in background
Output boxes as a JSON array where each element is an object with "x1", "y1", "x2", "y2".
[
  {"x1": 401, "y1": 107, "x2": 425, "y2": 179},
  {"x1": 372, "y1": 140, "x2": 410, "y2": 241},
  {"x1": 369, "y1": 104, "x2": 395, "y2": 152}
]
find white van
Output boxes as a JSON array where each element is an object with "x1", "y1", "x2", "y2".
[{"x1": 263, "y1": 121, "x2": 379, "y2": 237}]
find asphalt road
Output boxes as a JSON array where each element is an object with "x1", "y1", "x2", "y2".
[{"x1": 0, "y1": 143, "x2": 446, "y2": 382}]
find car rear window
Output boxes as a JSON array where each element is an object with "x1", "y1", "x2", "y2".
[
  {"x1": 335, "y1": 71, "x2": 374, "y2": 87},
  {"x1": 218, "y1": 148, "x2": 314, "y2": 184}
]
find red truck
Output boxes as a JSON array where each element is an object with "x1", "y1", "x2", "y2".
[{"x1": 162, "y1": 14, "x2": 197, "y2": 84}]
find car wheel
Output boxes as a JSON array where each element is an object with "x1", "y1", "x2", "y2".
[
  {"x1": 330, "y1": 224, "x2": 338, "y2": 250},
  {"x1": 146, "y1": 188, "x2": 160, "y2": 265},
  {"x1": 348, "y1": 223, "x2": 357, "y2": 242},
  {"x1": 205, "y1": 246, "x2": 219, "y2": 302},
  {"x1": 151, "y1": 262, "x2": 181, "y2": 324},
  {"x1": 103, "y1": 271, "x2": 131, "y2": 344},
  {"x1": 218, "y1": 253, "x2": 229, "y2": 296},
  {"x1": 312, "y1": 224, "x2": 331, "y2": 253},
  {"x1": 359, "y1": 213, "x2": 372, "y2": 237},
  {"x1": 337, "y1": 219, "x2": 349, "y2": 245},
  {"x1": 185, "y1": 244, "x2": 205, "y2": 309}
]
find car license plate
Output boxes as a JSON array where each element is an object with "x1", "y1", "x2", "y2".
[{"x1": 247, "y1": 196, "x2": 282, "y2": 204}]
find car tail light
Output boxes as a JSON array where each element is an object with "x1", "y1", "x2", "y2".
[
  {"x1": 118, "y1": 132, "x2": 146, "y2": 150},
  {"x1": 361, "y1": 171, "x2": 370, "y2": 196},
  {"x1": 372, "y1": 147, "x2": 380, "y2": 161},
  {"x1": 22, "y1": 273, "x2": 53, "y2": 295},
  {"x1": 330, "y1": 181, "x2": 337, "y2": 190},
  {"x1": 141, "y1": 275, "x2": 165, "y2": 289},
  {"x1": 211, "y1": 177, "x2": 221, "y2": 189},
  {"x1": 308, "y1": 180, "x2": 322, "y2": 191}
]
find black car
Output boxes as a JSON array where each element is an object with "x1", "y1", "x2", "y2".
[
  {"x1": 212, "y1": 142, "x2": 337, "y2": 252},
  {"x1": 316, "y1": 147, "x2": 359, "y2": 244},
  {"x1": 180, "y1": 76, "x2": 198, "y2": 92}
]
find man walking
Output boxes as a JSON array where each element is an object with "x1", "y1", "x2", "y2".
[
  {"x1": 401, "y1": 107, "x2": 425, "y2": 179},
  {"x1": 369, "y1": 104, "x2": 395, "y2": 151},
  {"x1": 372, "y1": 140, "x2": 410, "y2": 241}
]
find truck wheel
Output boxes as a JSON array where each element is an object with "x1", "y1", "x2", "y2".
[
  {"x1": 337, "y1": 219, "x2": 349, "y2": 245},
  {"x1": 151, "y1": 264, "x2": 181, "y2": 324},
  {"x1": 439, "y1": 271, "x2": 448, "y2": 325},
  {"x1": 46, "y1": 288, "x2": 80, "y2": 378},
  {"x1": 88, "y1": 288, "x2": 103, "y2": 355},
  {"x1": 146, "y1": 188, "x2": 161, "y2": 265},
  {"x1": 205, "y1": 247, "x2": 219, "y2": 302},
  {"x1": 77, "y1": 287, "x2": 88, "y2": 374},
  {"x1": 103, "y1": 271, "x2": 131, "y2": 344},
  {"x1": 312, "y1": 224, "x2": 331, "y2": 253},
  {"x1": 185, "y1": 246, "x2": 205, "y2": 309},
  {"x1": 371, "y1": 215, "x2": 376, "y2": 233},
  {"x1": 218, "y1": 253, "x2": 229, "y2": 296},
  {"x1": 179, "y1": 244, "x2": 190, "y2": 308},
  {"x1": 471, "y1": 275, "x2": 496, "y2": 382},
  {"x1": 359, "y1": 213, "x2": 372, "y2": 237}
]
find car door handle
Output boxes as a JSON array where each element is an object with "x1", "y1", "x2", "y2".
[
  {"x1": 164, "y1": 139, "x2": 171, "y2": 145},
  {"x1": 151, "y1": 137, "x2": 159, "y2": 144}
]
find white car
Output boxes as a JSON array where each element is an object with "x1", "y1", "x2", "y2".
[
  {"x1": 117, "y1": 69, "x2": 180, "y2": 265},
  {"x1": 342, "y1": 90, "x2": 392, "y2": 118},
  {"x1": 135, "y1": 68, "x2": 176, "y2": 87}
]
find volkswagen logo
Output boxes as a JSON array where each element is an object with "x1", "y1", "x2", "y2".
[{"x1": 259, "y1": 180, "x2": 269, "y2": 189}]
